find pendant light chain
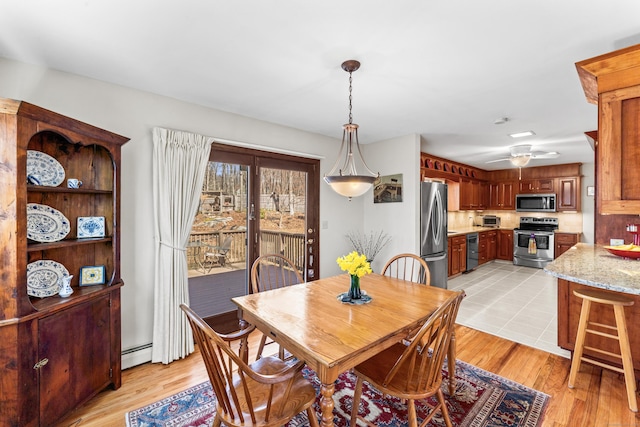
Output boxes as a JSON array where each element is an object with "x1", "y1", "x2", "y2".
[{"x1": 348, "y1": 71, "x2": 354, "y2": 125}]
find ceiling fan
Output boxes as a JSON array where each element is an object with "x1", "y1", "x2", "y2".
[{"x1": 486, "y1": 144, "x2": 560, "y2": 167}]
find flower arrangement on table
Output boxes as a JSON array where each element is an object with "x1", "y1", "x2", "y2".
[{"x1": 336, "y1": 251, "x2": 372, "y2": 302}]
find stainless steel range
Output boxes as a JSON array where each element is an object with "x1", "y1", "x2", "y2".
[{"x1": 513, "y1": 217, "x2": 559, "y2": 268}]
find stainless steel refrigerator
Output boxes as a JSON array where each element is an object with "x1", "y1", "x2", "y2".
[{"x1": 420, "y1": 181, "x2": 448, "y2": 289}]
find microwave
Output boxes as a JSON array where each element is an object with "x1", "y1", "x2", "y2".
[
  {"x1": 475, "y1": 215, "x2": 501, "y2": 228},
  {"x1": 515, "y1": 193, "x2": 556, "y2": 212}
]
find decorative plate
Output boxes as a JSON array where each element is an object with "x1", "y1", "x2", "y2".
[
  {"x1": 27, "y1": 259, "x2": 70, "y2": 298},
  {"x1": 604, "y1": 246, "x2": 640, "y2": 260},
  {"x1": 77, "y1": 216, "x2": 105, "y2": 238},
  {"x1": 26, "y1": 150, "x2": 65, "y2": 187},
  {"x1": 27, "y1": 203, "x2": 71, "y2": 242}
]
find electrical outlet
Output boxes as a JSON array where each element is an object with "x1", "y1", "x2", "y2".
[{"x1": 610, "y1": 238, "x2": 625, "y2": 246}]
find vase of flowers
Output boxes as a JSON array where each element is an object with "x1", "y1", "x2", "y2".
[{"x1": 337, "y1": 251, "x2": 372, "y2": 300}]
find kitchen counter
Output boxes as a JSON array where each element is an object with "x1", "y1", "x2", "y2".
[
  {"x1": 548, "y1": 243, "x2": 640, "y2": 371},
  {"x1": 544, "y1": 243, "x2": 640, "y2": 295},
  {"x1": 447, "y1": 226, "x2": 510, "y2": 237}
]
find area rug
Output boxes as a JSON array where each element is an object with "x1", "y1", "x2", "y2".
[{"x1": 125, "y1": 359, "x2": 549, "y2": 426}]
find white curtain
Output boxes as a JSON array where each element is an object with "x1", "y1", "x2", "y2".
[{"x1": 151, "y1": 127, "x2": 212, "y2": 364}]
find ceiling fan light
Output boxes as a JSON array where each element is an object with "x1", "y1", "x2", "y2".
[{"x1": 509, "y1": 155, "x2": 531, "y2": 167}]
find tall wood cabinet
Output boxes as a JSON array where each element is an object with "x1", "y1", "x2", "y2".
[{"x1": 0, "y1": 99, "x2": 129, "y2": 426}]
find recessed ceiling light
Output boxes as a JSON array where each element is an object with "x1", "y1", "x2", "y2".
[{"x1": 509, "y1": 131, "x2": 535, "y2": 138}]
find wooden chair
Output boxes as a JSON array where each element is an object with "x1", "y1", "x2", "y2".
[
  {"x1": 381, "y1": 253, "x2": 431, "y2": 286},
  {"x1": 250, "y1": 254, "x2": 303, "y2": 360},
  {"x1": 350, "y1": 291, "x2": 465, "y2": 427},
  {"x1": 180, "y1": 304, "x2": 319, "y2": 427},
  {"x1": 203, "y1": 235, "x2": 233, "y2": 271}
]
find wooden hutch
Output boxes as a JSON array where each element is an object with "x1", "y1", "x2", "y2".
[{"x1": 0, "y1": 98, "x2": 129, "y2": 426}]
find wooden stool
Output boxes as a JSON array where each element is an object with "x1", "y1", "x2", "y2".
[{"x1": 568, "y1": 288, "x2": 637, "y2": 412}]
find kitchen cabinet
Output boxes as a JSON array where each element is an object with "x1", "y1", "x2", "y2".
[
  {"x1": 478, "y1": 232, "x2": 488, "y2": 265},
  {"x1": 557, "y1": 177, "x2": 580, "y2": 211},
  {"x1": 497, "y1": 229, "x2": 513, "y2": 261},
  {"x1": 518, "y1": 178, "x2": 555, "y2": 194},
  {"x1": 478, "y1": 231, "x2": 497, "y2": 265},
  {"x1": 489, "y1": 181, "x2": 516, "y2": 210},
  {"x1": 576, "y1": 44, "x2": 640, "y2": 216},
  {"x1": 448, "y1": 235, "x2": 467, "y2": 276},
  {"x1": 487, "y1": 230, "x2": 498, "y2": 261},
  {"x1": 459, "y1": 178, "x2": 481, "y2": 210},
  {"x1": 0, "y1": 98, "x2": 128, "y2": 426},
  {"x1": 555, "y1": 232, "x2": 580, "y2": 258}
]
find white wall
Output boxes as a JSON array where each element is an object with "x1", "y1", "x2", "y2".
[
  {"x1": 580, "y1": 162, "x2": 595, "y2": 243},
  {"x1": 362, "y1": 134, "x2": 421, "y2": 273},
  {"x1": 0, "y1": 58, "x2": 370, "y2": 365}
]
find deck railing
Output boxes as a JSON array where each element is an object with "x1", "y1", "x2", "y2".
[{"x1": 187, "y1": 230, "x2": 305, "y2": 271}]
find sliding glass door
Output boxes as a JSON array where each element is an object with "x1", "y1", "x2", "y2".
[{"x1": 187, "y1": 143, "x2": 319, "y2": 331}]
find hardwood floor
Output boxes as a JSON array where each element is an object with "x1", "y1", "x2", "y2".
[{"x1": 55, "y1": 325, "x2": 640, "y2": 427}]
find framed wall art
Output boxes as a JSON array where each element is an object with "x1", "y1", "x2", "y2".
[
  {"x1": 373, "y1": 174, "x2": 403, "y2": 203},
  {"x1": 80, "y1": 265, "x2": 106, "y2": 286}
]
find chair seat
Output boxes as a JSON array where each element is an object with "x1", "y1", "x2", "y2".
[
  {"x1": 222, "y1": 356, "x2": 317, "y2": 426},
  {"x1": 354, "y1": 343, "x2": 436, "y2": 399}
]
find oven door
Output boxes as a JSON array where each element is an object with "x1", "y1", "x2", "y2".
[{"x1": 513, "y1": 230, "x2": 555, "y2": 268}]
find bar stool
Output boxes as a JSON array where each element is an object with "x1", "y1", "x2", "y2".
[{"x1": 568, "y1": 288, "x2": 637, "y2": 412}]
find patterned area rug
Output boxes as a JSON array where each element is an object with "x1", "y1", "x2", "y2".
[{"x1": 126, "y1": 359, "x2": 549, "y2": 427}]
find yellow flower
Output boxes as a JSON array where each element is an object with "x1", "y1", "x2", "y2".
[{"x1": 336, "y1": 251, "x2": 372, "y2": 278}]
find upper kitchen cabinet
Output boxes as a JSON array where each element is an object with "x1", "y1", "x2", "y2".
[
  {"x1": 576, "y1": 43, "x2": 640, "y2": 215},
  {"x1": 557, "y1": 176, "x2": 581, "y2": 212},
  {"x1": 518, "y1": 178, "x2": 555, "y2": 194}
]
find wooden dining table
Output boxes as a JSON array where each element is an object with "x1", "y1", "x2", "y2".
[{"x1": 232, "y1": 273, "x2": 460, "y2": 427}]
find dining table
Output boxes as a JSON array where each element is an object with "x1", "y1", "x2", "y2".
[{"x1": 232, "y1": 273, "x2": 460, "y2": 427}]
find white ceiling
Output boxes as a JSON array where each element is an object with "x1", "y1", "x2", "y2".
[{"x1": 2, "y1": 1, "x2": 640, "y2": 170}]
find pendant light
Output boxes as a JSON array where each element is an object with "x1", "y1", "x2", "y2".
[{"x1": 324, "y1": 60, "x2": 379, "y2": 199}]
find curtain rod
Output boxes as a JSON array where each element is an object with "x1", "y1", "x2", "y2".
[{"x1": 212, "y1": 137, "x2": 325, "y2": 160}]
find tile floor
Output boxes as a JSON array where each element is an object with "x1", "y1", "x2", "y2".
[{"x1": 448, "y1": 260, "x2": 571, "y2": 358}]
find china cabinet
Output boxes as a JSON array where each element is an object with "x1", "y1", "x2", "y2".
[{"x1": 0, "y1": 98, "x2": 129, "y2": 426}]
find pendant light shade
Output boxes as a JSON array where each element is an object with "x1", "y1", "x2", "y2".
[{"x1": 324, "y1": 60, "x2": 379, "y2": 199}]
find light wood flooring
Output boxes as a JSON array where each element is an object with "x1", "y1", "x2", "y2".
[{"x1": 55, "y1": 325, "x2": 640, "y2": 427}]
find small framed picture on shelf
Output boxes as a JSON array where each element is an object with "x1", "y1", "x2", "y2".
[
  {"x1": 77, "y1": 216, "x2": 105, "y2": 238},
  {"x1": 80, "y1": 265, "x2": 106, "y2": 286}
]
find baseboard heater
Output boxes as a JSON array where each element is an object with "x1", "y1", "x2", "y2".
[{"x1": 122, "y1": 343, "x2": 153, "y2": 369}]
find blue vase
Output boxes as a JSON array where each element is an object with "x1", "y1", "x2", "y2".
[{"x1": 348, "y1": 274, "x2": 361, "y2": 299}]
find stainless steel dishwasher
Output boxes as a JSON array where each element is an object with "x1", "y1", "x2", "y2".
[{"x1": 466, "y1": 232, "x2": 479, "y2": 272}]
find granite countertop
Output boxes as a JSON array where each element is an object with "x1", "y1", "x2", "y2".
[
  {"x1": 544, "y1": 243, "x2": 640, "y2": 295},
  {"x1": 447, "y1": 226, "x2": 509, "y2": 237}
]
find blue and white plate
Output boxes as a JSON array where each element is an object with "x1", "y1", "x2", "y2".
[
  {"x1": 77, "y1": 216, "x2": 106, "y2": 238},
  {"x1": 27, "y1": 203, "x2": 71, "y2": 242},
  {"x1": 27, "y1": 150, "x2": 65, "y2": 187},
  {"x1": 27, "y1": 259, "x2": 69, "y2": 298}
]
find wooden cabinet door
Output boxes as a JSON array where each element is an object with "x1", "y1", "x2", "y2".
[
  {"x1": 519, "y1": 178, "x2": 555, "y2": 194},
  {"x1": 487, "y1": 231, "x2": 498, "y2": 261},
  {"x1": 497, "y1": 230, "x2": 513, "y2": 260},
  {"x1": 490, "y1": 181, "x2": 516, "y2": 210},
  {"x1": 557, "y1": 177, "x2": 580, "y2": 211},
  {"x1": 38, "y1": 296, "x2": 112, "y2": 425},
  {"x1": 502, "y1": 182, "x2": 516, "y2": 209},
  {"x1": 555, "y1": 232, "x2": 579, "y2": 258},
  {"x1": 478, "y1": 231, "x2": 488, "y2": 265},
  {"x1": 448, "y1": 236, "x2": 466, "y2": 275}
]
